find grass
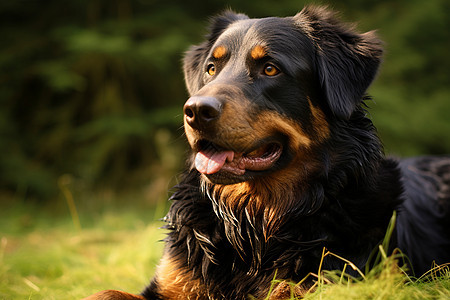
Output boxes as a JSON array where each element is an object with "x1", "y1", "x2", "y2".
[
  {"x1": 1, "y1": 195, "x2": 449, "y2": 300},
  {"x1": 299, "y1": 249, "x2": 450, "y2": 300},
  {"x1": 0, "y1": 193, "x2": 166, "y2": 300}
]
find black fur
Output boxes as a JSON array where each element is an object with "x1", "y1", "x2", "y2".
[{"x1": 141, "y1": 6, "x2": 450, "y2": 300}]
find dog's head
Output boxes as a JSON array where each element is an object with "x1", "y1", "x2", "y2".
[{"x1": 182, "y1": 6, "x2": 383, "y2": 185}]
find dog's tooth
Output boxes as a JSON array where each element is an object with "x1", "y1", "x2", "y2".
[{"x1": 226, "y1": 151, "x2": 235, "y2": 163}]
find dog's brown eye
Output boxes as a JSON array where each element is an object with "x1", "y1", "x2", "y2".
[
  {"x1": 263, "y1": 64, "x2": 280, "y2": 76},
  {"x1": 207, "y1": 64, "x2": 216, "y2": 76}
]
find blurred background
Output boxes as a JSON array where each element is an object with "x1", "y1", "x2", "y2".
[{"x1": 0, "y1": 0, "x2": 449, "y2": 206}]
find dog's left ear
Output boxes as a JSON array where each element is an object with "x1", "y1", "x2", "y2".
[{"x1": 294, "y1": 6, "x2": 383, "y2": 119}]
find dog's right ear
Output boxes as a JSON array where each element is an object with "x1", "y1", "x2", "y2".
[
  {"x1": 294, "y1": 6, "x2": 383, "y2": 120},
  {"x1": 183, "y1": 11, "x2": 249, "y2": 95}
]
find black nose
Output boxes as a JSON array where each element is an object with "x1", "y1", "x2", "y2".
[{"x1": 184, "y1": 96, "x2": 222, "y2": 129}]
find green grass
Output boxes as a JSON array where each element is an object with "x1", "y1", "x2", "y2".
[
  {"x1": 1, "y1": 197, "x2": 449, "y2": 300},
  {"x1": 300, "y1": 251, "x2": 450, "y2": 300},
  {"x1": 0, "y1": 195, "x2": 166, "y2": 300}
]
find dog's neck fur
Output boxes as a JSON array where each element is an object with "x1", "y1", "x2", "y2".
[{"x1": 201, "y1": 178, "x2": 300, "y2": 274}]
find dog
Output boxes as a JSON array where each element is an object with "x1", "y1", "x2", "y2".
[{"x1": 84, "y1": 6, "x2": 450, "y2": 300}]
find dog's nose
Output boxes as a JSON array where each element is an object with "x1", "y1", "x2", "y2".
[{"x1": 184, "y1": 96, "x2": 222, "y2": 129}]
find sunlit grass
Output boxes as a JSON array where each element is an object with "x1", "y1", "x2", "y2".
[
  {"x1": 1, "y1": 220, "x2": 165, "y2": 299},
  {"x1": 0, "y1": 195, "x2": 166, "y2": 300},
  {"x1": 255, "y1": 249, "x2": 450, "y2": 300},
  {"x1": 300, "y1": 253, "x2": 450, "y2": 300}
]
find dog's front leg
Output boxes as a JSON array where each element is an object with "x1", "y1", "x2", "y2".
[{"x1": 140, "y1": 253, "x2": 209, "y2": 300}]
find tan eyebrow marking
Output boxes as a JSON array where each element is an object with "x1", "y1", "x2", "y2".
[
  {"x1": 212, "y1": 46, "x2": 227, "y2": 59},
  {"x1": 250, "y1": 45, "x2": 267, "y2": 60}
]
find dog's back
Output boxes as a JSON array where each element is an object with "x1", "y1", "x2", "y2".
[{"x1": 397, "y1": 156, "x2": 450, "y2": 275}]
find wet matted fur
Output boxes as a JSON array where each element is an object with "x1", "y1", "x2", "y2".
[{"x1": 84, "y1": 6, "x2": 450, "y2": 300}]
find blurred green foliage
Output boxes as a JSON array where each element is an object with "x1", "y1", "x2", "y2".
[{"x1": 0, "y1": 0, "x2": 449, "y2": 200}]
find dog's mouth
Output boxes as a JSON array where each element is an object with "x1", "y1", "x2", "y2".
[{"x1": 194, "y1": 140, "x2": 283, "y2": 177}]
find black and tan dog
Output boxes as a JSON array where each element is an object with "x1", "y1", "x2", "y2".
[{"x1": 85, "y1": 6, "x2": 450, "y2": 300}]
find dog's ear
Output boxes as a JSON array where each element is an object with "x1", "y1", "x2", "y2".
[
  {"x1": 294, "y1": 6, "x2": 383, "y2": 119},
  {"x1": 183, "y1": 11, "x2": 249, "y2": 95}
]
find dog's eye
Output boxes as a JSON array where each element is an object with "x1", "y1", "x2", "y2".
[
  {"x1": 207, "y1": 64, "x2": 216, "y2": 76},
  {"x1": 263, "y1": 64, "x2": 280, "y2": 76}
]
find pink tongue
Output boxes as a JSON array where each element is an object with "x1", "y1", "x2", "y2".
[{"x1": 195, "y1": 149, "x2": 234, "y2": 174}]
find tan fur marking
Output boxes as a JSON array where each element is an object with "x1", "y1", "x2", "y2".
[
  {"x1": 255, "y1": 111, "x2": 312, "y2": 149},
  {"x1": 212, "y1": 45, "x2": 227, "y2": 59},
  {"x1": 308, "y1": 98, "x2": 330, "y2": 140},
  {"x1": 251, "y1": 45, "x2": 267, "y2": 60},
  {"x1": 82, "y1": 290, "x2": 145, "y2": 300},
  {"x1": 155, "y1": 254, "x2": 207, "y2": 299}
]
